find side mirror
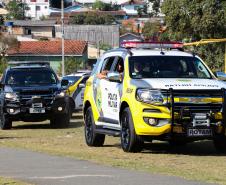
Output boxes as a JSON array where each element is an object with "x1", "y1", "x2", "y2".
[
  {"x1": 215, "y1": 71, "x2": 226, "y2": 81},
  {"x1": 78, "y1": 83, "x2": 85, "y2": 88},
  {"x1": 107, "y1": 72, "x2": 121, "y2": 83},
  {"x1": 61, "y1": 79, "x2": 69, "y2": 87}
]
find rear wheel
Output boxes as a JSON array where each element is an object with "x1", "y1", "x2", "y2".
[
  {"x1": 120, "y1": 107, "x2": 143, "y2": 152},
  {"x1": 0, "y1": 113, "x2": 12, "y2": 130},
  {"x1": 84, "y1": 107, "x2": 105, "y2": 146},
  {"x1": 213, "y1": 133, "x2": 226, "y2": 153}
]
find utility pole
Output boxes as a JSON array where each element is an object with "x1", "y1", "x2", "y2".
[{"x1": 61, "y1": 0, "x2": 65, "y2": 77}]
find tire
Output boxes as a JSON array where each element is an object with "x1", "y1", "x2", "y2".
[
  {"x1": 50, "y1": 111, "x2": 70, "y2": 129},
  {"x1": 84, "y1": 107, "x2": 105, "y2": 147},
  {"x1": 213, "y1": 133, "x2": 226, "y2": 153},
  {"x1": 120, "y1": 107, "x2": 143, "y2": 153},
  {"x1": 0, "y1": 113, "x2": 12, "y2": 130}
]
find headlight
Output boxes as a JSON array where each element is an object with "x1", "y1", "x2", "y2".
[
  {"x1": 136, "y1": 89, "x2": 164, "y2": 105},
  {"x1": 59, "y1": 91, "x2": 66, "y2": 97},
  {"x1": 56, "y1": 90, "x2": 66, "y2": 97},
  {"x1": 5, "y1": 92, "x2": 19, "y2": 101}
]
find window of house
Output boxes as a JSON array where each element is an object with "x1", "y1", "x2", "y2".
[
  {"x1": 25, "y1": 28, "x2": 32, "y2": 35},
  {"x1": 36, "y1": 6, "x2": 41, "y2": 11}
]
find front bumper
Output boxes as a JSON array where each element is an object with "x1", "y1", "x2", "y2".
[
  {"x1": 4, "y1": 96, "x2": 70, "y2": 121},
  {"x1": 130, "y1": 89, "x2": 225, "y2": 138}
]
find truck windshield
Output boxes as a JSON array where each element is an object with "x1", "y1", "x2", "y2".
[
  {"x1": 6, "y1": 69, "x2": 58, "y2": 86},
  {"x1": 129, "y1": 56, "x2": 212, "y2": 79}
]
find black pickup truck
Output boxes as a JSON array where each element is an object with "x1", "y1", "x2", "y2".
[{"x1": 0, "y1": 64, "x2": 74, "y2": 129}]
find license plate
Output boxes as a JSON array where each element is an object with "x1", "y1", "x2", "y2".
[
  {"x1": 187, "y1": 128, "x2": 212, "y2": 137},
  {"x1": 29, "y1": 108, "x2": 45, "y2": 114}
]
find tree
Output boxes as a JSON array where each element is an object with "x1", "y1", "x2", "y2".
[
  {"x1": 148, "y1": 0, "x2": 161, "y2": 17},
  {"x1": 6, "y1": 0, "x2": 27, "y2": 20},
  {"x1": 58, "y1": 57, "x2": 83, "y2": 75},
  {"x1": 70, "y1": 12, "x2": 115, "y2": 25},
  {"x1": 142, "y1": 21, "x2": 161, "y2": 40},
  {"x1": 92, "y1": 1, "x2": 119, "y2": 11},
  {"x1": 161, "y1": 0, "x2": 226, "y2": 71},
  {"x1": 0, "y1": 34, "x2": 18, "y2": 74}
]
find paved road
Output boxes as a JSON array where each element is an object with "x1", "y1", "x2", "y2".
[{"x1": 0, "y1": 147, "x2": 216, "y2": 185}]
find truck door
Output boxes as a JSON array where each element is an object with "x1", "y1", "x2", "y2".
[{"x1": 100, "y1": 57, "x2": 124, "y2": 126}]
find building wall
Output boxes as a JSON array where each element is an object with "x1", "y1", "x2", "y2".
[
  {"x1": 12, "y1": 27, "x2": 24, "y2": 35},
  {"x1": 29, "y1": 26, "x2": 53, "y2": 38},
  {"x1": 12, "y1": 26, "x2": 53, "y2": 38},
  {"x1": 55, "y1": 25, "x2": 120, "y2": 48},
  {"x1": 24, "y1": 0, "x2": 50, "y2": 20}
]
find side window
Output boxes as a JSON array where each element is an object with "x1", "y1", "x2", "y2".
[
  {"x1": 194, "y1": 59, "x2": 211, "y2": 78},
  {"x1": 113, "y1": 56, "x2": 124, "y2": 73},
  {"x1": 101, "y1": 57, "x2": 115, "y2": 72}
]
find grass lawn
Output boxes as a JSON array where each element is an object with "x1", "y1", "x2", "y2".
[
  {"x1": 0, "y1": 177, "x2": 32, "y2": 185},
  {"x1": 0, "y1": 113, "x2": 226, "y2": 185}
]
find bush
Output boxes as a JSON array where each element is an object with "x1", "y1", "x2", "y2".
[{"x1": 58, "y1": 57, "x2": 84, "y2": 76}]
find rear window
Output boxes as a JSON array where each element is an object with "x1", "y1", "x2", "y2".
[
  {"x1": 62, "y1": 76, "x2": 81, "y2": 85},
  {"x1": 129, "y1": 56, "x2": 212, "y2": 79}
]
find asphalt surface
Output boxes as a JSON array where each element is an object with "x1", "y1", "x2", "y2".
[{"x1": 0, "y1": 147, "x2": 216, "y2": 185}]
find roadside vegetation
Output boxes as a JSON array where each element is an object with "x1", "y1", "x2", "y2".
[
  {"x1": 161, "y1": 0, "x2": 225, "y2": 72},
  {"x1": 0, "y1": 115, "x2": 226, "y2": 185},
  {"x1": 0, "y1": 177, "x2": 32, "y2": 185}
]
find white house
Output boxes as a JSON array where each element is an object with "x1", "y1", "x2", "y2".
[
  {"x1": 23, "y1": 0, "x2": 50, "y2": 20},
  {"x1": 120, "y1": 0, "x2": 145, "y2": 16}
]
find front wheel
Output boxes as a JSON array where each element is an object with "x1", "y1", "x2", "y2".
[
  {"x1": 120, "y1": 107, "x2": 143, "y2": 152},
  {"x1": 50, "y1": 111, "x2": 70, "y2": 128},
  {"x1": 84, "y1": 107, "x2": 105, "y2": 146},
  {"x1": 0, "y1": 113, "x2": 12, "y2": 130}
]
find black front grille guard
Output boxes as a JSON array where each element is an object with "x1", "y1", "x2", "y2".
[{"x1": 167, "y1": 88, "x2": 226, "y2": 133}]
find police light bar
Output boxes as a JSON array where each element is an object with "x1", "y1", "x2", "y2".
[{"x1": 121, "y1": 41, "x2": 183, "y2": 49}]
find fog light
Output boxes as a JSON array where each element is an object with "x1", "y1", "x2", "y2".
[
  {"x1": 58, "y1": 107, "x2": 63, "y2": 111},
  {"x1": 144, "y1": 117, "x2": 158, "y2": 126},
  {"x1": 148, "y1": 118, "x2": 157, "y2": 126},
  {"x1": 9, "y1": 109, "x2": 14, "y2": 113}
]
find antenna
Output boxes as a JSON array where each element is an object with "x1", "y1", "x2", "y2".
[{"x1": 160, "y1": 42, "x2": 165, "y2": 55}]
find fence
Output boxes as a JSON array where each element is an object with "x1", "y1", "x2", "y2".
[{"x1": 55, "y1": 25, "x2": 120, "y2": 48}]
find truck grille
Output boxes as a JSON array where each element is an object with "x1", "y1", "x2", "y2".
[
  {"x1": 174, "y1": 103, "x2": 222, "y2": 113},
  {"x1": 19, "y1": 90, "x2": 54, "y2": 105},
  {"x1": 162, "y1": 89, "x2": 223, "y2": 113}
]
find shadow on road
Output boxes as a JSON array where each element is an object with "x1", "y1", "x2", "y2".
[
  {"x1": 102, "y1": 140, "x2": 225, "y2": 156},
  {"x1": 141, "y1": 141, "x2": 225, "y2": 156},
  {"x1": 12, "y1": 120, "x2": 84, "y2": 130},
  {"x1": 0, "y1": 136, "x2": 22, "y2": 140}
]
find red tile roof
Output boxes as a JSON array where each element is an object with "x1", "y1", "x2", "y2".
[{"x1": 7, "y1": 40, "x2": 87, "y2": 56}]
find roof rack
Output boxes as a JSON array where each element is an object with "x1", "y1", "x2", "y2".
[
  {"x1": 120, "y1": 41, "x2": 184, "y2": 50},
  {"x1": 8, "y1": 61, "x2": 50, "y2": 67}
]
